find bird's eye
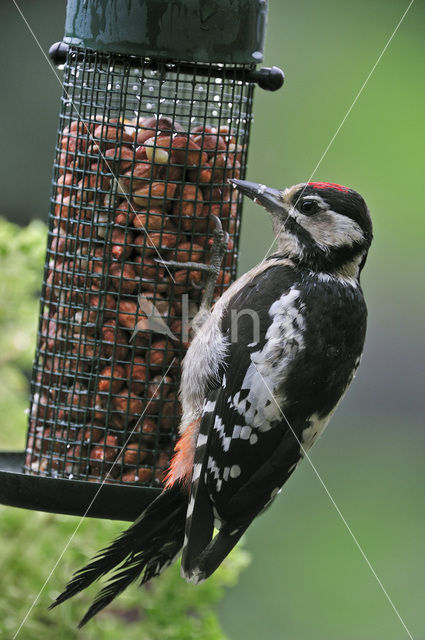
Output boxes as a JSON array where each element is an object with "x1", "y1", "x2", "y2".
[{"x1": 300, "y1": 199, "x2": 319, "y2": 215}]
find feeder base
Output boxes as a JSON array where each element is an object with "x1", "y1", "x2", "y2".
[{"x1": 0, "y1": 451, "x2": 160, "y2": 521}]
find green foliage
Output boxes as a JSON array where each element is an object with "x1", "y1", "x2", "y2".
[
  {"x1": 0, "y1": 218, "x2": 46, "y2": 448},
  {"x1": 0, "y1": 218, "x2": 250, "y2": 639},
  {"x1": 0, "y1": 506, "x2": 250, "y2": 640},
  {"x1": 0, "y1": 507, "x2": 250, "y2": 640}
]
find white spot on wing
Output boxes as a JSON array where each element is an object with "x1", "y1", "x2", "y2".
[
  {"x1": 187, "y1": 496, "x2": 195, "y2": 517},
  {"x1": 192, "y1": 463, "x2": 202, "y2": 481},
  {"x1": 240, "y1": 426, "x2": 252, "y2": 440},
  {"x1": 203, "y1": 400, "x2": 216, "y2": 414},
  {"x1": 213, "y1": 415, "x2": 232, "y2": 452},
  {"x1": 232, "y1": 424, "x2": 242, "y2": 439},
  {"x1": 230, "y1": 464, "x2": 241, "y2": 478},
  {"x1": 197, "y1": 433, "x2": 208, "y2": 447}
]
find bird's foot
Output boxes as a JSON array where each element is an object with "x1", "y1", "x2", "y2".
[{"x1": 156, "y1": 215, "x2": 229, "y2": 311}]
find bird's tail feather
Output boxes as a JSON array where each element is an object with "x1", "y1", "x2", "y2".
[
  {"x1": 184, "y1": 525, "x2": 246, "y2": 584},
  {"x1": 50, "y1": 483, "x2": 187, "y2": 626}
]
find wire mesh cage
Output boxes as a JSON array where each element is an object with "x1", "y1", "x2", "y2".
[
  {"x1": 0, "y1": 0, "x2": 284, "y2": 520},
  {"x1": 25, "y1": 49, "x2": 254, "y2": 490}
]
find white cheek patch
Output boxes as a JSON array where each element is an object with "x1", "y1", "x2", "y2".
[
  {"x1": 274, "y1": 220, "x2": 305, "y2": 259},
  {"x1": 298, "y1": 210, "x2": 364, "y2": 250}
]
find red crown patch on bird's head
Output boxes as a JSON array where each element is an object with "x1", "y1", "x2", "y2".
[{"x1": 308, "y1": 182, "x2": 350, "y2": 193}]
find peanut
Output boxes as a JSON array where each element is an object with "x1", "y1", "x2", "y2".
[
  {"x1": 122, "y1": 444, "x2": 149, "y2": 466},
  {"x1": 109, "y1": 262, "x2": 138, "y2": 294},
  {"x1": 112, "y1": 388, "x2": 143, "y2": 423},
  {"x1": 173, "y1": 268, "x2": 202, "y2": 294},
  {"x1": 98, "y1": 364, "x2": 126, "y2": 394},
  {"x1": 125, "y1": 356, "x2": 148, "y2": 395},
  {"x1": 89, "y1": 434, "x2": 120, "y2": 471},
  {"x1": 148, "y1": 339, "x2": 175, "y2": 369},
  {"x1": 101, "y1": 320, "x2": 129, "y2": 361},
  {"x1": 110, "y1": 227, "x2": 134, "y2": 260},
  {"x1": 117, "y1": 299, "x2": 138, "y2": 330},
  {"x1": 134, "y1": 230, "x2": 177, "y2": 256},
  {"x1": 133, "y1": 255, "x2": 169, "y2": 292},
  {"x1": 132, "y1": 181, "x2": 176, "y2": 208},
  {"x1": 93, "y1": 123, "x2": 133, "y2": 145},
  {"x1": 133, "y1": 207, "x2": 165, "y2": 231},
  {"x1": 192, "y1": 132, "x2": 227, "y2": 156},
  {"x1": 144, "y1": 135, "x2": 173, "y2": 164},
  {"x1": 121, "y1": 468, "x2": 153, "y2": 483},
  {"x1": 114, "y1": 202, "x2": 136, "y2": 227},
  {"x1": 146, "y1": 374, "x2": 174, "y2": 415},
  {"x1": 173, "y1": 241, "x2": 204, "y2": 263},
  {"x1": 171, "y1": 136, "x2": 208, "y2": 166},
  {"x1": 104, "y1": 145, "x2": 135, "y2": 173},
  {"x1": 117, "y1": 161, "x2": 157, "y2": 196},
  {"x1": 132, "y1": 418, "x2": 157, "y2": 443}
]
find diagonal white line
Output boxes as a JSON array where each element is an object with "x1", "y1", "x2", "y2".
[
  {"x1": 251, "y1": 362, "x2": 414, "y2": 640},
  {"x1": 305, "y1": 0, "x2": 415, "y2": 187},
  {"x1": 11, "y1": 0, "x2": 177, "y2": 284},
  {"x1": 261, "y1": 0, "x2": 415, "y2": 260},
  {"x1": 12, "y1": 359, "x2": 176, "y2": 639}
]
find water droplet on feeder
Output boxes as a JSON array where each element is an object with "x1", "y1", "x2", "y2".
[{"x1": 251, "y1": 51, "x2": 263, "y2": 61}]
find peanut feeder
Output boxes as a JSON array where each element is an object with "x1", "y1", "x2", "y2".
[{"x1": 0, "y1": 0, "x2": 283, "y2": 520}]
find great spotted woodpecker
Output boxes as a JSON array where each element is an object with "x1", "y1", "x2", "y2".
[{"x1": 52, "y1": 180, "x2": 373, "y2": 626}]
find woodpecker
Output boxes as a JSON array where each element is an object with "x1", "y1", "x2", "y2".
[{"x1": 52, "y1": 180, "x2": 373, "y2": 626}]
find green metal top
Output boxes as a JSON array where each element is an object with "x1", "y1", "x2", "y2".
[{"x1": 64, "y1": 0, "x2": 268, "y2": 64}]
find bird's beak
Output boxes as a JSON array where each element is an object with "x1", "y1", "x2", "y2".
[{"x1": 229, "y1": 179, "x2": 287, "y2": 218}]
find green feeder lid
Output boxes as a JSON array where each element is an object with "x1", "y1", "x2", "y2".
[{"x1": 64, "y1": 0, "x2": 268, "y2": 64}]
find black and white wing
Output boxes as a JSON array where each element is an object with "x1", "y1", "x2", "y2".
[{"x1": 181, "y1": 263, "x2": 306, "y2": 582}]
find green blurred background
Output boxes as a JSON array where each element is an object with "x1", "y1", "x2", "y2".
[{"x1": 0, "y1": 1, "x2": 424, "y2": 639}]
